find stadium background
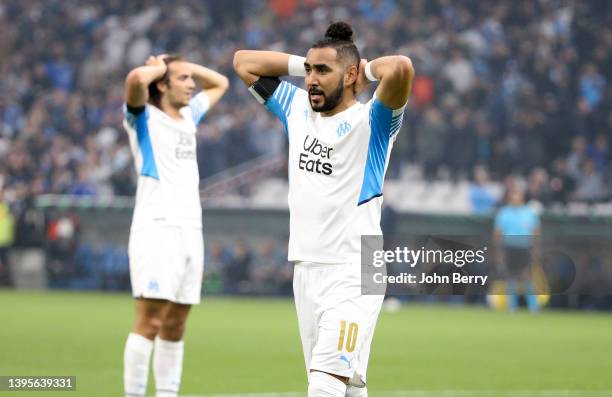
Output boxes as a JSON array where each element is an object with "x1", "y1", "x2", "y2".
[{"x1": 1, "y1": 0, "x2": 611, "y2": 396}]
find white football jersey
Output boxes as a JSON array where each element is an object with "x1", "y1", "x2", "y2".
[
  {"x1": 263, "y1": 81, "x2": 404, "y2": 264},
  {"x1": 123, "y1": 92, "x2": 210, "y2": 230}
]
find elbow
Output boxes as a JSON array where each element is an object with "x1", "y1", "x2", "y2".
[
  {"x1": 126, "y1": 69, "x2": 146, "y2": 87},
  {"x1": 233, "y1": 50, "x2": 258, "y2": 85},
  {"x1": 395, "y1": 56, "x2": 415, "y2": 80},
  {"x1": 233, "y1": 50, "x2": 247, "y2": 73},
  {"x1": 219, "y1": 75, "x2": 230, "y2": 93}
]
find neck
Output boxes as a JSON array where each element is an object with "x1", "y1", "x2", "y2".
[
  {"x1": 160, "y1": 98, "x2": 183, "y2": 120},
  {"x1": 321, "y1": 95, "x2": 357, "y2": 117}
]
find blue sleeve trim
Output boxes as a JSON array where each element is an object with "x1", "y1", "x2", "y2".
[
  {"x1": 264, "y1": 81, "x2": 297, "y2": 137},
  {"x1": 357, "y1": 99, "x2": 397, "y2": 205},
  {"x1": 132, "y1": 107, "x2": 159, "y2": 180},
  {"x1": 358, "y1": 193, "x2": 383, "y2": 206},
  {"x1": 188, "y1": 93, "x2": 210, "y2": 125}
]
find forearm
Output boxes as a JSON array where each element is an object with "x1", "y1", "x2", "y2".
[
  {"x1": 126, "y1": 65, "x2": 167, "y2": 87},
  {"x1": 187, "y1": 63, "x2": 229, "y2": 90},
  {"x1": 233, "y1": 50, "x2": 292, "y2": 85},
  {"x1": 368, "y1": 55, "x2": 414, "y2": 109},
  {"x1": 368, "y1": 55, "x2": 413, "y2": 82},
  {"x1": 124, "y1": 64, "x2": 167, "y2": 107}
]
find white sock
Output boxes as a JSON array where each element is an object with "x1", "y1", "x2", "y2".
[
  {"x1": 124, "y1": 332, "x2": 153, "y2": 397},
  {"x1": 308, "y1": 371, "x2": 347, "y2": 397},
  {"x1": 346, "y1": 385, "x2": 368, "y2": 397},
  {"x1": 153, "y1": 337, "x2": 184, "y2": 397}
]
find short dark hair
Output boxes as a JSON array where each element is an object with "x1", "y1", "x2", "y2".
[
  {"x1": 148, "y1": 55, "x2": 183, "y2": 108},
  {"x1": 311, "y1": 21, "x2": 360, "y2": 68}
]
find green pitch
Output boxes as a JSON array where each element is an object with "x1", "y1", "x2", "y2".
[{"x1": 1, "y1": 290, "x2": 611, "y2": 397}]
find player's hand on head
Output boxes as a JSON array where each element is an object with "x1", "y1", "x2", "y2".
[
  {"x1": 354, "y1": 58, "x2": 370, "y2": 96},
  {"x1": 145, "y1": 55, "x2": 167, "y2": 68}
]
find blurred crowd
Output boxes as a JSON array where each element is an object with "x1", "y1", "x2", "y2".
[
  {"x1": 41, "y1": 230, "x2": 612, "y2": 310},
  {"x1": 1, "y1": 0, "x2": 611, "y2": 224},
  {"x1": 43, "y1": 230, "x2": 294, "y2": 297}
]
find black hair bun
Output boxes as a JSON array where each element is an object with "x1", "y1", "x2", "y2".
[{"x1": 325, "y1": 21, "x2": 353, "y2": 42}]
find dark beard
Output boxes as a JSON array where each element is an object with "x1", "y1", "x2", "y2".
[{"x1": 311, "y1": 82, "x2": 344, "y2": 113}]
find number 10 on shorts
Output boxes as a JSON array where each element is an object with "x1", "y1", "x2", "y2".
[{"x1": 338, "y1": 320, "x2": 358, "y2": 352}]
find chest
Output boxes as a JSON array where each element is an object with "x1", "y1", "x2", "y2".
[{"x1": 151, "y1": 118, "x2": 197, "y2": 149}]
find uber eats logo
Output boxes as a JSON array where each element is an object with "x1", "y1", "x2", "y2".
[
  {"x1": 175, "y1": 131, "x2": 196, "y2": 160},
  {"x1": 299, "y1": 135, "x2": 333, "y2": 175}
]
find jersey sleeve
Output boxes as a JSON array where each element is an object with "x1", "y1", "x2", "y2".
[
  {"x1": 369, "y1": 97, "x2": 406, "y2": 139},
  {"x1": 123, "y1": 103, "x2": 148, "y2": 129},
  {"x1": 188, "y1": 91, "x2": 211, "y2": 125},
  {"x1": 122, "y1": 103, "x2": 159, "y2": 180},
  {"x1": 357, "y1": 98, "x2": 407, "y2": 205},
  {"x1": 494, "y1": 209, "x2": 507, "y2": 231},
  {"x1": 264, "y1": 80, "x2": 302, "y2": 136},
  {"x1": 528, "y1": 209, "x2": 541, "y2": 229}
]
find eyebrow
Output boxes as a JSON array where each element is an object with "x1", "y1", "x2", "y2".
[{"x1": 304, "y1": 62, "x2": 331, "y2": 70}]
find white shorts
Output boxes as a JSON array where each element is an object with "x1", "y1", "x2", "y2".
[
  {"x1": 293, "y1": 262, "x2": 384, "y2": 387},
  {"x1": 128, "y1": 226, "x2": 204, "y2": 305}
]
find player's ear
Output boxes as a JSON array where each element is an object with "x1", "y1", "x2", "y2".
[
  {"x1": 345, "y1": 64, "x2": 358, "y2": 87},
  {"x1": 156, "y1": 80, "x2": 168, "y2": 94}
]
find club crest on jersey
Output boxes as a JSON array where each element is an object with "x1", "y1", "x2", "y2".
[
  {"x1": 336, "y1": 121, "x2": 352, "y2": 137},
  {"x1": 147, "y1": 278, "x2": 160, "y2": 292},
  {"x1": 299, "y1": 135, "x2": 333, "y2": 175}
]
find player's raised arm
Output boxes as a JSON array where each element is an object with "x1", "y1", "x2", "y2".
[
  {"x1": 187, "y1": 63, "x2": 229, "y2": 107},
  {"x1": 233, "y1": 50, "x2": 304, "y2": 85},
  {"x1": 361, "y1": 55, "x2": 415, "y2": 110},
  {"x1": 124, "y1": 55, "x2": 168, "y2": 108}
]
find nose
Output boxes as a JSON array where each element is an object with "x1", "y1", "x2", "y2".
[{"x1": 306, "y1": 72, "x2": 319, "y2": 89}]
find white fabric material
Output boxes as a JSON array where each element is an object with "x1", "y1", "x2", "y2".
[
  {"x1": 346, "y1": 385, "x2": 368, "y2": 397},
  {"x1": 294, "y1": 262, "x2": 384, "y2": 385},
  {"x1": 308, "y1": 371, "x2": 347, "y2": 397},
  {"x1": 364, "y1": 61, "x2": 378, "y2": 82},
  {"x1": 122, "y1": 92, "x2": 210, "y2": 231},
  {"x1": 263, "y1": 81, "x2": 404, "y2": 264},
  {"x1": 129, "y1": 226, "x2": 204, "y2": 304},
  {"x1": 288, "y1": 55, "x2": 307, "y2": 76},
  {"x1": 154, "y1": 337, "x2": 184, "y2": 397},
  {"x1": 124, "y1": 332, "x2": 154, "y2": 397}
]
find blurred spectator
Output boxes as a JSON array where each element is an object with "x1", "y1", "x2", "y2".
[
  {"x1": 566, "y1": 136, "x2": 588, "y2": 180},
  {"x1": 549, "y1": 157, "x2": 575, "y2": 205},
  {"x1": 0, "y1": 197, "x2": 15, "y2": 286},
  {"x1": 525, "y1": 167, "x2": 551, "y2": 206},
  {"x1": 447, "y1": 109, "x2": 475, "y2": 181},
  {"x1": 469, "y1": 165, "x2": 497, "y2": 214},
  {"x1": 573, "y1": 159, "x2": 607, "y2": 203},
  {"x1": 0, "y1": 0, "x2": 610, "y2": 217},
  {"x1": 203, "y1": 242, "x2": 233, "y2": 294},
  {"x1": 250, "y1": 240, "x2": 286, "y2": 294},
  {"x1": 579, "y1": 63, "x2": 606, "y2": 112},
  {"x1": 588, "y1": 134, "x2": 609, "y2": 173},
  {"x1": 46, "y1": 214, "x2": 80, "y2": 287},
  {"x1": 415, "y1": 107, "x2": 447, "y2": 180},
  {"x1": 224, "y1": 241, "x2": 252, "y2": 294}
]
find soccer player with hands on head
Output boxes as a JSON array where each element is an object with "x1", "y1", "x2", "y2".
[
  {"x1": 234, "y1": 21, "x2": 414, "y2": 397},
  {"x1": 122, "y1": 54, "x2": 228, "y2": 397}
]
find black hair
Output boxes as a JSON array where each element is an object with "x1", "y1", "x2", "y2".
[
  {"x1": 148, "y1": 55, "x2": 183, "y2": 108},
  {"x1": 311, "y1": 21, "x2": 360, "y2": 67}
]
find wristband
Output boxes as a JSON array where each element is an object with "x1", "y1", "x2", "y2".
[
  {"x1": 288, "y1": 55, "x2": 306, "y2": 77},
  {"x1": 365, "y1": 61, "x2": 378, "y2": 82}
]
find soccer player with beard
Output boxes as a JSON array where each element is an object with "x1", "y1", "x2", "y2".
[
  {"x1": 122, "y1": 54, "x2": 228, "y2": 397},
  {"x1": 233, "y1": 22, "x2": 414, "y2": 397}
]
